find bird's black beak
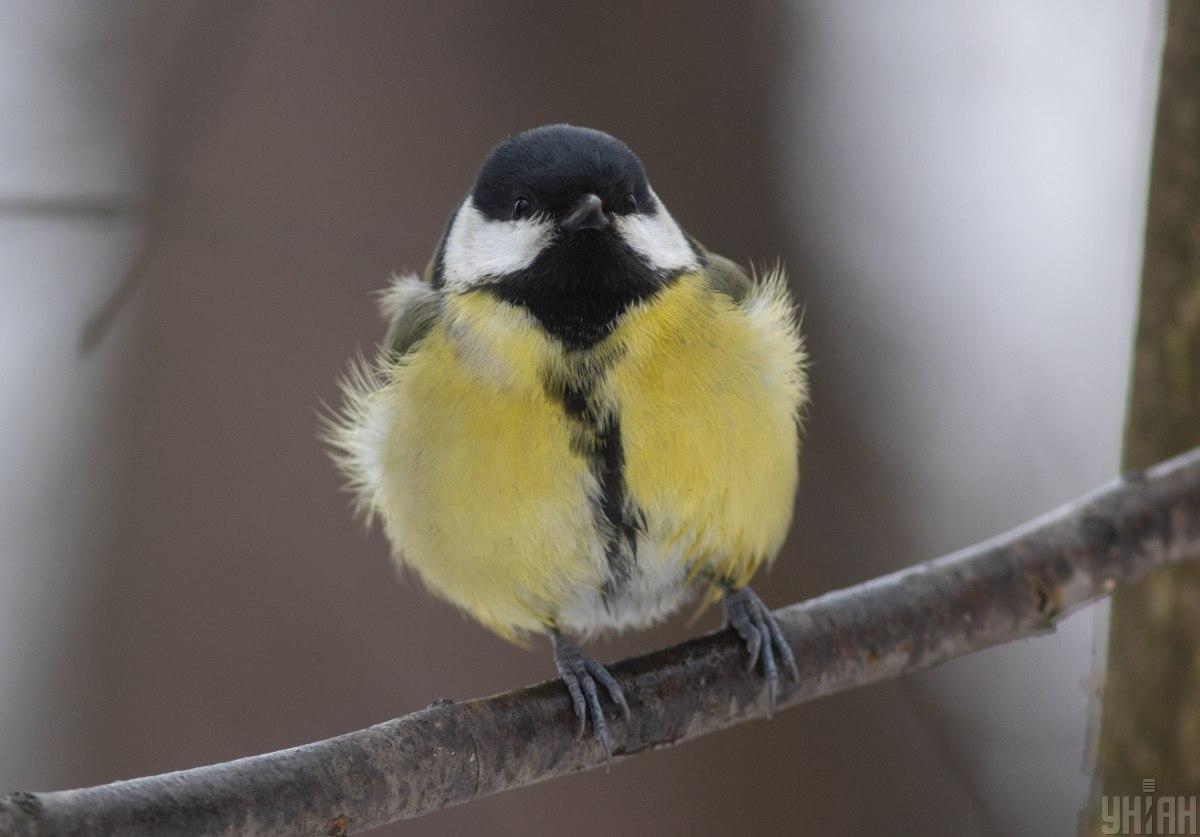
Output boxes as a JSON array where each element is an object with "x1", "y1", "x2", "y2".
[{"x1": 560, "y1": 193, "x2": 610, "y2": 233}]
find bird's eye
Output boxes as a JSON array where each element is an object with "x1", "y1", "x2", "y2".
[
  {"x1": 623, "y1": 192, "x2": 638, "y2": 212},
  {"x1": 512, "y1": 196, "x2": 531, "y2": 221}
]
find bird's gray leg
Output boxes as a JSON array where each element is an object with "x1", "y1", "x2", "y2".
[
  {"x1": 721, "y1": 584, "x2": 799, "y2": 716},
  {"x1": 548, "y1": 628, "x2": 630, "y2": 759}
]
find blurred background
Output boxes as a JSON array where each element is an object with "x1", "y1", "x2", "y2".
[{"x1": 0, "y1": 2, "x2": 1165, "y2": 835}]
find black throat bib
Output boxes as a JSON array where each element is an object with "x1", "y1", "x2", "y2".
[{"x1": 481, "y1": 231, "x2": 673, "y2": 350}]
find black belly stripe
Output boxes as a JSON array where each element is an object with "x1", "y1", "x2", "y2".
[
  {"x1": 593, "y1": 413, "x2": 638, "y2": 596},
  {"x1": 550, "y1": 376, "x2": 642, "y2": 603}
]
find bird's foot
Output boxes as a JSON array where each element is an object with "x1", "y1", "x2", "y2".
[
  {"x1": 550, "y1": 631, "x2": 630, "y2": 759},
  {"x1": 722, "y1": 585, "x2": 799, "y2": 716}
]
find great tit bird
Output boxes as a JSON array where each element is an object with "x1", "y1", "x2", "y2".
[{"x1": 328, "y1": 125, "x2": 807, "y2": 754}]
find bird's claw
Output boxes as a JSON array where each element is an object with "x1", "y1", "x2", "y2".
[
  {"x1": 723, "y1": 585, "x2": 798, "y2": 716},
  {"x1": 551, "y1": 633, "x2": 629, "y2": 760}
]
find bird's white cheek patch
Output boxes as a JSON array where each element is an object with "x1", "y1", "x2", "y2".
[
  {"x1": 613, "y1": 198, "x2": 698, "y2": 274},
  {"x1": 442, "y1": 202, "x2": 554, "y2": 290}
]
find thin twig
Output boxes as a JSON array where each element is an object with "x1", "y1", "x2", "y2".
[{"x1": 5, "y1": 447, "x2": 1200, "y2": 836}]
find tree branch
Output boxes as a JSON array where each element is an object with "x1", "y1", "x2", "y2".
[{"x1": 6, "y1": 447, "x2": 1200, "y2": 836}]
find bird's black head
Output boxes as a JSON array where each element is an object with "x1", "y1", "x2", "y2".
[
  {"x1": 436, "y1": 125, "x2": 701, "y2": 349},
  {"x1": 471, "y1": 125, "x2": 654, "y2": 227}
]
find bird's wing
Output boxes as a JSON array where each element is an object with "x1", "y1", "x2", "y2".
[
  {"x1": 378, "y1": 272, "x2": 442, "y2": 363},
  {"x1": 692, "y1": 239, "x2": 753, "y2": 302}
]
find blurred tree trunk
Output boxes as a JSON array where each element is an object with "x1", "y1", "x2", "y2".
[{"x1": 1097, "y1": 0, "x2": 1200, "y2": 800}]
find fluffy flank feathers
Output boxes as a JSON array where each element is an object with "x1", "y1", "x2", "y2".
[
  {"x1": 320, "y1": 348, "x2": 390, "y2": 525},
  {"x1": 745, "y1": 261, "x2": 809, "y2": 421},
  {"x1": 375, "y1": 272, "x2": 429, "y2": 320},
  {"x1": 322, "y1": 272, "x2": 441, "y2": 524}
]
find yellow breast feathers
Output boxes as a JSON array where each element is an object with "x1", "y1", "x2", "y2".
[{"x1": 330, "y1": 269, "x2": 806, "y2": 642}]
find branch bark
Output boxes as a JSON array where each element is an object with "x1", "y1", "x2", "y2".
[{"x1": 6, "y1": 446, "x2": 1200, "y2": 837}]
